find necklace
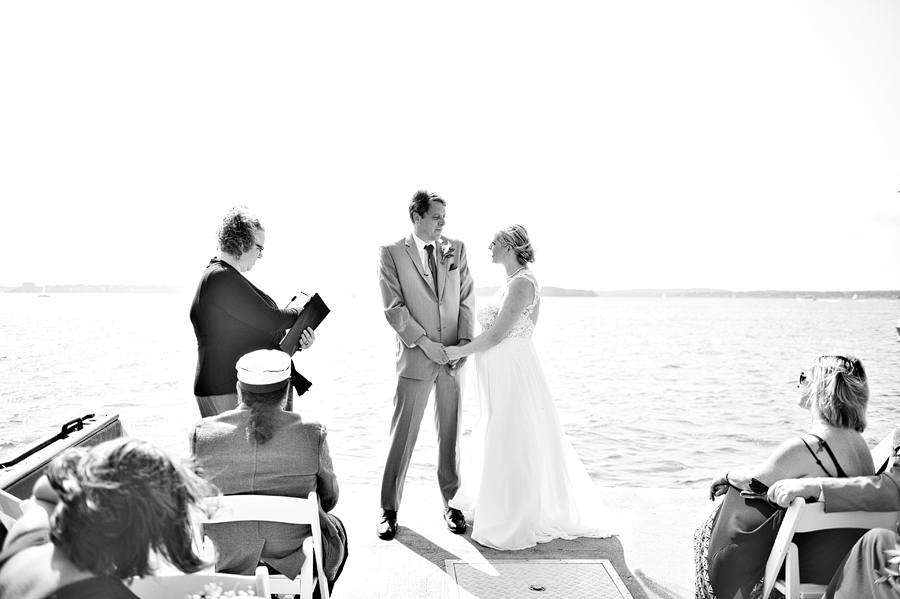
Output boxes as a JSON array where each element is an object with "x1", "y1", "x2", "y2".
[{"x1": 506, "y1": 266, "x2": 527, "y2": 281}]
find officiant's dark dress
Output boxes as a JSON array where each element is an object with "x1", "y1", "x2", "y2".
[{"x1": 190, "y1": 258, "x2": 308, "y2": 415}]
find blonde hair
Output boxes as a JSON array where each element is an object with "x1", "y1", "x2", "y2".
[
  {"x1": 496, "y1": 224, "x2": 535, "y2": 266},
  {"x1": 804, "y1": 354, "x2": 868, "y2": 432}
]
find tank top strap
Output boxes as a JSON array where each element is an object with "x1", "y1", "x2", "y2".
[
  {"x1": 800, "y1": 434, "x2": 849, "y2": 478},
  {"x1": 808, "y1": 433, "x2": 849, "y2": 478}
]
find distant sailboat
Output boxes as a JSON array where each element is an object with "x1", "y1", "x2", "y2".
[
  {"x1": 852, "y1": 293, "x2": 858, "y2": 300},
  {"x1": 38, "y1": 286, "x2": 49, "y2": 298}
]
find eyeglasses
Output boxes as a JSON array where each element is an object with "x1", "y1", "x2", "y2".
[
  {"x1": 255, "y1": 243, "x2": 264, "y2": 254},
  {"x1": 798, "y1": 371, "x2": 807, "y2": 387}
]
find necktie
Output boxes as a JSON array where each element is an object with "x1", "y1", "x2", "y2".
[{"x1": 425, "y1": 244, "x2": 438, "y2": 294}]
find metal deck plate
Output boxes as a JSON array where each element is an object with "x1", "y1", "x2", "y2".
[{"x1": 444, "y1": 559, "x2": 634, "y2": 599}]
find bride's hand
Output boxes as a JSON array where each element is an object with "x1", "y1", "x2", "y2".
[{"x1": 445, "y1": 346, "x2": 463, "y2": 361}]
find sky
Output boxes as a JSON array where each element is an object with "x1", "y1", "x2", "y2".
[{"x1": 1, "y1": 1, "x2": 898, "y2": 295}]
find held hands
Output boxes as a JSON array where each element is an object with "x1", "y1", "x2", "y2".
[
  {"x1": 445, "y1": 346, "x2": 463, "y2": 361},
  {"x1": 299, "y1": 327, "x2": 316, "y2": 351},
  {"x1": 420, "y1": 338, "x2": 449, "y2": 365},
  {"x1": 445, "y1": 339, "x2": 470, "y2": 363}
]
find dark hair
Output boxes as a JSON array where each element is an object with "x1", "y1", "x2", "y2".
[
  {"x1": 805, "y1": 354, "x2": 868, "y2": 432},
  {"x1": 239, "y1": 385, "x2": 289, "y2": 444},
  {"x1": 47, "y1": 438, "x2": 213, "y2": 578},
  {"x1": 408, "y1": 190, "x2": 446, "y2": 223},
  {"x1": 217, "y1": 206, "x2": 263, "y2": 259},
  {"x1": 496, "y1": 224, "x2": 535, "y2": 266}
]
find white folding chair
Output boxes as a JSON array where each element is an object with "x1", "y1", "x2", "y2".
[
  {"x1": 130, "y1": 565, "x2": 271, "y2": 598},
  {"x1": 201, "y1": 493, "x2": 330, "y2": 599},
  {"x1": 0, "y1": 488, "x2": 24, "y2": 520},
  {"x1": 0, "y1": 488, "x2": 25, "y2": 533},
  {"x1": 760, "y1": 496, "x2": 900, "y2": 599}
]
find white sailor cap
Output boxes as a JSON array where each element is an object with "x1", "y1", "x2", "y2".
[{"x1": 236, "y1": 349, "x2": 291, "y2": 393}]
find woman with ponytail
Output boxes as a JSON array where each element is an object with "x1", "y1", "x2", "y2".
[
  {"x1": 695, "y1": 355, "x2": 875, "y2": 599},
  {"x1": 191, "y1": 349, "x2": 347, "y2": 595}
]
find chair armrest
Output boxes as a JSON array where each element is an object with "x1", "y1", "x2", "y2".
[
  {"x1": 254, "y1": 565, "x2": 272, "y2": 596},
  {"x1": 761, "y1": 497, "x2": 806, "y2": 599}
]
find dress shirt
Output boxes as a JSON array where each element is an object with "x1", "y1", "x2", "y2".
[{"x1": 412, "y1": 233, "x2": 440, "y2": 275}]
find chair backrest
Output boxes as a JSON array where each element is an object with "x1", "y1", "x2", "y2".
[
  {"x1": 130, "y1": 565, "x2": 271, "y2": 599},
  {"x1": 871, "y1": 427, "x2": 900, "y2": 474},
  {"x1": 761, "y1": 493, "x2": 900, "y2": 599},
  {"x1": 0, "y1": 488, "x2": 24, "y2": 520},
  {"x1": 201, "y1": 492, "x2": 329, "y2": 599}
]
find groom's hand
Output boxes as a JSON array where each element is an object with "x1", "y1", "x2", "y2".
[
  {"x1": 418, "y1": 337, "x2": 449, "y2": 364},
  {"x1": 448, "y1": 340, "x2": 470, "y2": 369}
]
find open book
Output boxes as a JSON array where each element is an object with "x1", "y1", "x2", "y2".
[{"x1": 279, "y1": 293, "x2": 330, "y2": 355}]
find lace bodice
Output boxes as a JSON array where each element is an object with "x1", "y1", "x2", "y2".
[{"x1": 477, "y1": 270, "x2": 540, "y2": 339}]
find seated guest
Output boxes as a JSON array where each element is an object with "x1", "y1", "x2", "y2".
[
  {"x1": 769, "y1": 430, "x2": 900, "y2": 598},
  {"x1": 695, "y1": 354, "x2": 875, "y2": 599},
  {"x1": 191, "y1": 349, "x2": 347, "y2": 596},
  {"x1": 0, "y1": 438, "x2": 212, "y2": 599}
]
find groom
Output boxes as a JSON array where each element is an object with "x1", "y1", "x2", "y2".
[{"x1": 375, "y1": 190, "x2": 475, "y2": 541}]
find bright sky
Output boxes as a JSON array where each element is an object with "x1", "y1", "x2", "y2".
[{"x1": 1, "y1": 1, "x2": 898, "y2": 294}]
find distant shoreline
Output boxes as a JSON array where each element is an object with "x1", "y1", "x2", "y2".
[{"x1": 3, "y1": 283, "x2": 898, "y2": 299}]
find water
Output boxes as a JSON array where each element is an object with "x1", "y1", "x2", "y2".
[{"x1": 1, "y1": 292, "x2": 898, "y2": 489}]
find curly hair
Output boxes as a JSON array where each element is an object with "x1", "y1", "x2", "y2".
[
  {"x1": 804, "y1": 354, "x2": 868, "y2": 432},
  {"x1": 408, "y1": 190, "x2": 446, "y2": 223},
  {"x1": 239, "y1": 385, "x2": 290, "y2": 444},
  {"x1": 217, "y1": 206, "x2": 264, "y2": 260},
  {"x1": 496, "y1": 224, "x2": 536, "y2": 266},
  {"x1": 46, "y1": 438, "x2": 214, "y2": 578}
]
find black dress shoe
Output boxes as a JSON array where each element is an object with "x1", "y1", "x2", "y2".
[
  {"x1": 444, "y1": 507, "x2": 467, "y2": 534},
  {"x1": 377, "y1": 509, "x2": 398, "y2": 541}
]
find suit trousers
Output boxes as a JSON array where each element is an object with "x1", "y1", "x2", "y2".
[
  {"x1": 381, "y1": 367, "x2": 462, "y2": 511},
  {"x1": 825, "y1": 528, "x2": 900, "y2": 599}
]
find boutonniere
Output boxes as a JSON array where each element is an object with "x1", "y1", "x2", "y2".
[{"x1": 440, "y1": 241, "x2": 455, "y2": 265}]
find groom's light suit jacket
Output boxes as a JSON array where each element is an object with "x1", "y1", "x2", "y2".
[
  {"x1": 822, "y1": 449, "x2": 900, "y2": 513},
  {"x1": 378, "y1": 235, "x2": 475, "y2": 378}
]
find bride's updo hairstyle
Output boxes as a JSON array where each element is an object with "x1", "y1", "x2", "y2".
[{"x1": 496, "y1": 224, "x2": 536, "y2": 266}]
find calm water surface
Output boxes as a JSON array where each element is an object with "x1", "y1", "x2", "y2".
[{"x1": 1, "y1": 292, "x2": 899, "y2": 489}]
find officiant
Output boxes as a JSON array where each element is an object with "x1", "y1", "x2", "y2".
[{"x1": 189, "y1": 205, "x2": 315, "y2": 417}]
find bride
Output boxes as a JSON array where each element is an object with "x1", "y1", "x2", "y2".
[{"x1": 445, "y1": 224, "x2": 612, "y2": 550}]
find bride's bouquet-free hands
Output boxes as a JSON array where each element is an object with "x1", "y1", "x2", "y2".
[
  {"x1": 446, "y1": 341, "x2": 469, "y2": 375},
  {"x1": 445, "y1": 340, "x2": 470, "y2": 362}
]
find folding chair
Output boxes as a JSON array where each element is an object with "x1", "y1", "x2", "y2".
[
  {"x1": 0, "y1": 488, "x2": 25, "y2": 519},
  {"x1": 201, "y1": 493, "x2": 330, "y2": 599},
  {"x1": 760, "y1": 496, "x2": 900, "y2": 599},
  {"x1": 130, "y1": 565, "x2": 271, "y2": 598}
]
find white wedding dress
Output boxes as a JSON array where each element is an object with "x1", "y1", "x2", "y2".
[{"x1": 450, "y1": 270, "x2": 612, "y2": 550}]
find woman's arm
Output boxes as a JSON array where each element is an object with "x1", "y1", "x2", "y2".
[
  {"x1": 446, "y1": 279, "x2": 532, "y2": 359},
  {"x1": 30, "y1": 475, "x2": 60, "y2": 515},
  {"x1": 708, "y1": 437, "x2": 821, "y2": 499},
  {"x1": 208, "y1": 270, "x2": 299, "y2": 332},
  {"x1": 317, "y1": 429, "x2": 339, "y2": 513}
]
